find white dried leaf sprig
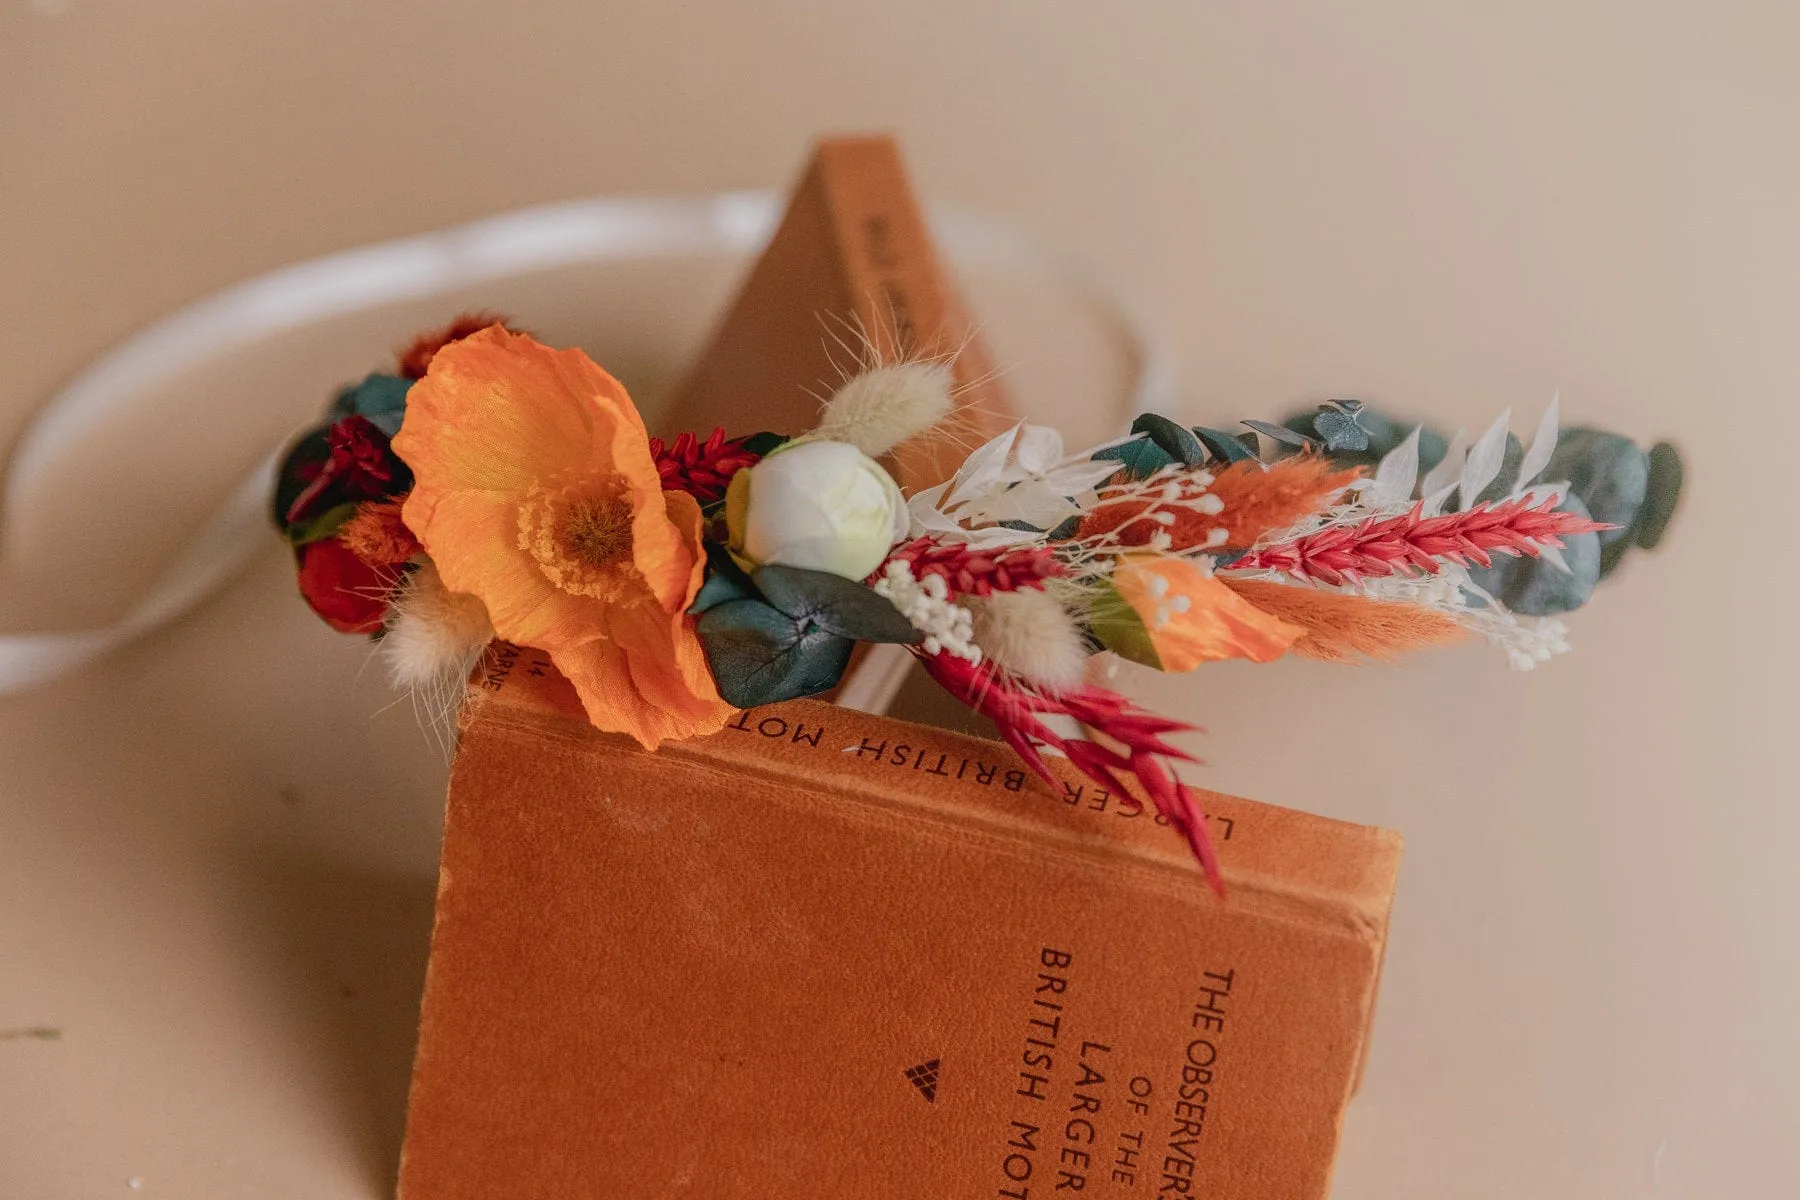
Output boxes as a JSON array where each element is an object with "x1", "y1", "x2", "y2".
[{"x1": 916, "y1": 421, "x2": 1125, "y2": 537}]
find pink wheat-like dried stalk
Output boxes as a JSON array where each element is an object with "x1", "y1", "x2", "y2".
[
  {"x1": 921, "y1": 652, "x2": 1223, "y2": 894},
  {"x1": 1231, "y1": 495, "x2": 1611, "y2": 587},
  {"x1": 883, "y1": 536, "x2": 1066, "y2": 597}
]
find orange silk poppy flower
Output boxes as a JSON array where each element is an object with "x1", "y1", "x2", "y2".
[{"x1": 392, "y1": 326, "x2": 734, "y2": 748}]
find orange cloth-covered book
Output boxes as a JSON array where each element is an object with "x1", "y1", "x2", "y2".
[{"x1": 396, "y1": 649, "x2": 1401, "y2": 1199}]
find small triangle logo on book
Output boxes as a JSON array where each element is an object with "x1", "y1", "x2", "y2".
[{"x1": 904, "y1": 1058, "x2": 941, "y2": 1102}]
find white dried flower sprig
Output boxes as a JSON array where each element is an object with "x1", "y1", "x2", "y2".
[
  {"x1": 871, "y1": 559, "x2": 981, "y2": 664},
  {"x1": 1360, "y1": 567, "x2": 1572, "y2": 671}
]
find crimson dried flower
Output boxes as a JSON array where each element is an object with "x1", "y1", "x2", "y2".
[
  {"x1": 285, "y1": 416, "x2": 411, "y2": 526},
  {"x1": 649, "y1": 427, "x2": 767, "y2": 507},
  {"x1": 881, "y1": 536, "x2": 1065, "y2": 597}
]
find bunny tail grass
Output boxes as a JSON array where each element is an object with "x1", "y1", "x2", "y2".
[
  {"x1": 968, "y1": 587, "x2": 1091, "y2": 693},
  {"x1": 380, "y1": 562, "x2": 496, "y2": 692},
  {"x1": 811, "y1": 362, "x2": 955, "y2": 457}
]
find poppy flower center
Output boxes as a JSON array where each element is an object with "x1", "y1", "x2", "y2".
[
  {"x1": 518, "y1": 483, "x2": 640, "y2": 600},
  {"x1": 562, "y1": 494, "x2": 635, "y2": 567}
]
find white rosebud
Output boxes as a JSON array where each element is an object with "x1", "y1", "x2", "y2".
[{"x1": 725, "y1": 439, "x2": 909, "y2": 580}]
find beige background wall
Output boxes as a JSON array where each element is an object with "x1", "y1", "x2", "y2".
[{"x1": 3, "y1": 2, "x2": 1796, "y2": 1197}]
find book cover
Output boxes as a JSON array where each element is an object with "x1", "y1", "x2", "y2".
[{"x1": 396, "y1": 651, "x2": 1401, "y2": 1199}]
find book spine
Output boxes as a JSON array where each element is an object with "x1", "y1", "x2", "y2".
[
  {"x1": 466, "y1": 654, "x2": 1401, "y2": 938},
  {"x1": 810, "y1": 137, "x2": 1014, "y2": 489}
]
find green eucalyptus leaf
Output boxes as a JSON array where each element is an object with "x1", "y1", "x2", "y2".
[
  {"x1": 691, "y1": 542, "x2": 759, "y2": 615},
  {"x1": 1546, "y1": 428, "x2": 1648, "y2": 578},
  {"x1": 1311, "y1": 401, "x2": 1372, "y2": 453},
  {"x1": 1281, "y1": 408, "x2": 1448, "y2": 472},
  {"x1": 690, "y1": 567, "x2": 758, "y2": 615},
  {"x1": 1131, "y1": 413, "x2": 1207, "y2": 468},
  {"x1": 1092, "y1": 436, "x2": 1173, "y2": 481},
  {"x1": 1085, "y1": 579, "x2": 1162, "y2": 669},
  {"x1": 695, "y1": 598, "x2": 856, "y2": 707},
  {"x1": 1242, "y1": 419, "x2": 1315, "y2": 455},
  {"x1": 739, "y1": 431, "x2": 790, "y2": 456},
  {"x1": 1468, "y1": 493, "x2": 1601, "y2": 615},
  {"x1": 751, "y1": 564, "x2": 921, "y2": 644},
  {"x1": 1194, "y1": 426, "x2": 1258, "y2": 464},
  {"x1": 285, "y1": 502, "x2": 361, "y2": 547},
  {"x1": 1634, "y1": 441, "x2": 1683, "y2": 551},
  {"x1": 331, "y1": 373, "x2": 414, "y2": 436}
]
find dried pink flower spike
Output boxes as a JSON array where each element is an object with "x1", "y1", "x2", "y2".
[
  {"x1": 921, "y1": 651, "x2": 1223, "y2": 894},
  {"x1": 1232, "y1": 495, "x2": 1610, "y2": 587}
]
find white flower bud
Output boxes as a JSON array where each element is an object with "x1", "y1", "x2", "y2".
[{"x1": 725, "y1": 440, "x2": 909, "y2": 580}]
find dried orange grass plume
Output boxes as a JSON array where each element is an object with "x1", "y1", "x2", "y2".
[
  {"x1": 1207, "y1": 456, "x2": 1362, "y2": 546},
  {"x1": 1220, "y1": 577, "x2": 1465, "y2": 664},
  {"x1": 336, "y1": 499, "x2": 421, "y2": 566}
]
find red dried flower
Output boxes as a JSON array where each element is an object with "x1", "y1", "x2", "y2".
[
  {"x1": 881, "y1": 536, "x2": 1065, "y2": 597},
  {"x1": 397, "y1": 313, "x2": 511, "y2": 380},
  {"x1": 296, "y1": 537, "x2": 400, "y2": 634},
  {"x1": 1232, "y1": 496, "x2": 1612, "y2": 587},
  {"x1": 921, "y1": 651, "x2": 1223, "y2": 894},
  {"x1": 648, "y1": 427, "x2": 765, "y2": 506},
  {"x1": 285, "y1": 416, "x2": 409, "y2": 525}
]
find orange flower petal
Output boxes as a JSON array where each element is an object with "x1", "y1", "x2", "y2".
[
  {"x1": 1112, "y1": 556, "x2": 1303, "y2": 671},
  {"x1": 391, "y1": 326, "x2": 733, "y2": 750},
  {"x1": 395, "y1": 326, "x2": 621, "y2": 493},
  {"x1": 556, "y1": 603, "x2": 733, "y2": 749}
]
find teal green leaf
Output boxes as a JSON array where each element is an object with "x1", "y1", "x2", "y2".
[
  {"x1": 752, "y1": 565, "x2": 920, "y2": 644},
  {"x1": 1634, "y1": 441, "x2": 1683, "y2": 550},
  {"x1": 331, "y1": 374, "x2": 413, "y2": 436},
  {"x1": 1546, "y1": 428, "x2": 1647, "y2": 577},
  {"x1": 690, "y1": 566, "x2": 757, "y2": 615},
  {"x1": 286, "y1": 502, "x2": 360, "y2": 547},
  {"x1": 739, "y1": 431, "x2": 789, "y2": 456},
  {"x1": 1311, "y1": 401, "x2": 1371, "y2": 452},
  {"x1": 1093, "y1": 435, "x2": 1173, "y2": 481},
  {"x1": 1242, "y1": 419, "x2": 1315, "y2": 455},
  {"x1": 1131, "y1": 413, "x2": 1206, "y2": 468},
  {"x1": 696, "y1": 598, "x2": 856, "y2": 707},
  {"x1": 1194, "y1": 426, "x2": 1258, "y2": 464},
  {"x1": 1085, "y1": 579, "x2": 1162, "y2": 669}
]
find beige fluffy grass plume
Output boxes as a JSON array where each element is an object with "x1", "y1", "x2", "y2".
[
  {"x1": 380, "y1": 561, "x2": 495, "y2": 693},
  {"x1": 969, "y1": 587, "x2": 1090, "y2": 693},
  {"x1": 809, "y1": 362, "x2": 955, "y2": 457}
]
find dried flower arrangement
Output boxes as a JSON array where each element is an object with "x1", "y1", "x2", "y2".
[{"x1": 274, "y1": 318, "x2": 1672, "y2": 891}]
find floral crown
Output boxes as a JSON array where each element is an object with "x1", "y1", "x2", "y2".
[{"x1": 274, "y1": 316, "x2": 1671, "y2": 890}]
